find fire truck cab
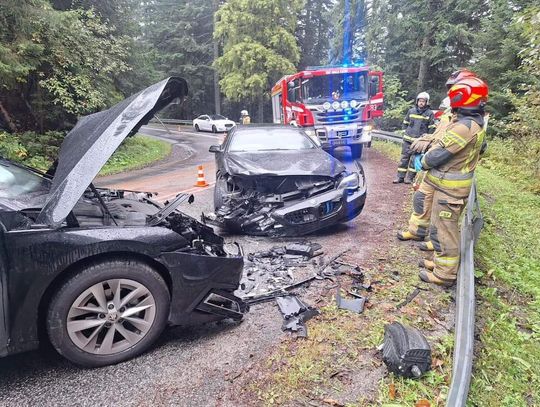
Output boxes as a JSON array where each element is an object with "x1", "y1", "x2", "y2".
[{"x1": 271, "y1": 65, "x2": 383, "y2": 159}]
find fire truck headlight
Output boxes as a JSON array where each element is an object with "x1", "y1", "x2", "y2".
[
  {"x1": 350, "y1": 100, "x2": 358, "y2": 108},
  {"x1": 332, "y1": 101, "x2": 340, "y2": 110},
  {"x1": 323, "y1": 102, "x2": 331, "y2": 110},
  {"x1": 341, "y1": 101, "x2": 349, "y2": 109}
]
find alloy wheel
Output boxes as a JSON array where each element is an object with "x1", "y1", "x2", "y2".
[{"x1": 66, "y1": 279, "x2": 156, "y2": 355}]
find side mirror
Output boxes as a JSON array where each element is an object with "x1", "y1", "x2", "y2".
[{"x1": 209, "y1": 145, "x2": 221, "y2": 153}]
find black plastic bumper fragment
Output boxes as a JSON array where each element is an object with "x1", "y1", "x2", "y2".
[
  {"x1": 382, "y1": 322, "x2": 431, "y2": 378},
  {"x1": 195, "y1": 289, "x2": 249, "y2": 321},
  {"x1": 276, "y1": 295, "x2": 319, "y2": 338}
]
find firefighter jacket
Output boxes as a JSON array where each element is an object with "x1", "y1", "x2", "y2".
[
  {"x1": 402, "y1": 106, "x2": 436, "y2": 142},
  {"x1": 421, "y1": 112, "x2": 487, "y2": 198}
]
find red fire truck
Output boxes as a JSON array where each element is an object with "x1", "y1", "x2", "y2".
[{"x1": 271, "y1": 65, "x2": 384, "y2": 158}]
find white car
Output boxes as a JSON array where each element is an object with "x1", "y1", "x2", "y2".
[{"x1": 193, "y1": 114, "x2": 236, "y2": 133}]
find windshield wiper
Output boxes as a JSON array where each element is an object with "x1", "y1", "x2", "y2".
[{"x1": 89, "y1": 183, "x2": 118, "y2": 226}]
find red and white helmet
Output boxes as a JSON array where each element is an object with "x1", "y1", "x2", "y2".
[
  {"x1": 446, "y1": 68, "x2": 476, "y2": 89},
  {"x1": 448, "y1": 77, "x2": 489, "y2": 110}
]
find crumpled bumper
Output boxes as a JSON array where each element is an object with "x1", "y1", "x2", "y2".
[
  {"x1": 158, "y1": 250, "x2": 247, "y2": 325},
  {"x1": 270, "y1": 186, "x2": 367, "y2": 235}
]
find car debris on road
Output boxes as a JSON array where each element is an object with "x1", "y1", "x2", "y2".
[
  {"x1": 205, "y1": 125, "x2": 367, "y2": 236},
  {"x1": 276, "y1": 295, "x2": 319, "y2": 338}
]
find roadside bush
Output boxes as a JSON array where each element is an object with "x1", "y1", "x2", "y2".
[{"x1": 0, "y1": 131, "x2": 63, "y2": 171}]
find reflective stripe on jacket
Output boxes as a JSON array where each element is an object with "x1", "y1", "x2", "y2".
[{"x1": 402, "y1": 106, "x2": 436, "y2": 140}]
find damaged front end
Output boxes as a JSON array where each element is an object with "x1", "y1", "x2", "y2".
[
  {"x1": 204, "y1": 164, "x2": 366, "y2": 236},
  {"x1": 75, "y1": 188, "x2": 248, "y2": 323}
]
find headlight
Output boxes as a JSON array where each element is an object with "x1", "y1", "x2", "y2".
[
  {"x1": 338, "y1": 172, "x2": 360, "y2": 190},
  {"x1": 332, "y1": 101, "x2": 340, "y2": 110},
  {"x1": 341, "y1": 100, "x2": 349, "y2": 109},
  {"x1": 304, "y1": 129, "x2": 315, "y2": 137},
  {"x1": 364, "y1": 124, "x2": 373, "y2": 132},
  {"x1": 350, "y1": 100, "x2": 358, "y2": 108},
  {"x1": 323, "y1": 102, "x2": 331, "y2": 110}
]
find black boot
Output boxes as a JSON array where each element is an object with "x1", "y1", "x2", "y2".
[{"x1": 393, "y1": 177, "x2": 404, "y2": 184}]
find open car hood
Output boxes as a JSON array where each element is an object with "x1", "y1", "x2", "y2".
[
  {"x1": 223, "y1": 149, "x2": 346, "y2": 178},
  {"x1": 36, "y1": 77, "x2": 188, "y2": 227}
]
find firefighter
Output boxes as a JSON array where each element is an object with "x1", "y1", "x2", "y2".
[
  {"x1": 399, "y1": 69, "x2": 478, "y2": 252},
  {"x1": 240, "y1": 110, "x2": 251, "y2": 125},
  {"x1": 409, "y1": 76, "x2": 489, "y2": 287},
  {"x1": 393, "y1": 92, "x2": 436, "y2": 184}
]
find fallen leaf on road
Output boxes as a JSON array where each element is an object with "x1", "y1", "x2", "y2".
[
  {"x1": 389, "y1": 383, "x2": 396, "y2": 400},
  {"x1": 415, "y1": 399, "x2": 431, "y2": 407}
]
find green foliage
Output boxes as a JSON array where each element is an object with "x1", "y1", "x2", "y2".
[
  {"x1": 140, "y1": 0, "x2": 215, "y2": 118},
  {"x1": 469, "y1": 163, "x2": 540, "y2": 406},
  {"x1": 214, "y1": 0, "x2": 304, "y2": 105},
  {"x1": 99, "y1": 135, "x2": 171, "y2": 176},
  {"x1": 0, "y1": 130, "x2": 62, "y2": 170}
]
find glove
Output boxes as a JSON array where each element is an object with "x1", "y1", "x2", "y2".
[
  {"x1": 410, "y1": 138, "x2": 432, "y2": 153},
  {"x1": 414, "y1": 154, "x2": 425, "y2": 172}
]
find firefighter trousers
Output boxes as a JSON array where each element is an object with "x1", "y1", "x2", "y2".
[
  {"x1": 429, "y1": 188, "x2": 467, "y2": 282},
  {"x1": 397, "y1": 141, "x2": 417, "y2": 181},
  {"x1": 407, "y1": 177, "x2": 434, "y2": 239},
  {"x1": 407, "y1": 180, "x2": 467, "y2": 281}
]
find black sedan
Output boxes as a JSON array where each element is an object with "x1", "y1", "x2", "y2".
[
  {"x1": 0, "y1": 78, "x2": 245, "y2": 367},
  {"x1": 206, "y1": 125, "x2": 367, "y2": 236}
]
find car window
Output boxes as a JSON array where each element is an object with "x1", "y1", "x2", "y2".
[
  {"x1": 210, "y1": 114, "x2": 226, "y2": 120},
  {"x1": 228, "y1": 129, "x2": 316, "y2": 152},
  {"x1": 0, "y1": 160, "x2": 51, "y2": 199}
]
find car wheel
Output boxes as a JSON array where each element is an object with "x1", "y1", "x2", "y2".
[
  {"x1": 214, "y1": 174, "x2": 227, "y2": 210},
  {"x1": 212, "y1": 125, "x2": 217, "y2": 133},
  {"x1": 194, "y1": 124, "x2": 200, "y2": 132},
  {"x1": 350, "y1": 144, "x2": 363, "y2": 160},
  {"x1": 47, "y1": 259, "x2": 170, "y2": 367}
]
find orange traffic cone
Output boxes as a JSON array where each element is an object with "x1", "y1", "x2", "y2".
[{"x1": 194, "y1": 165, "x2": 209, "y2": 187}]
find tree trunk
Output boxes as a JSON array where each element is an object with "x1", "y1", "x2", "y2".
[
  {"x1": 0, "y1": 100, "x2": 18, "y2": 133},
  {"x1": 213, "y1": 0, "x2": 221, "y2": 115},
  {"x1": 257, "y1": 95, "x2": 264, "y2": 123},
  {"x1": 416, "y1": 34, "x2": 430, "y2": 94},
  {"x1": 213, "y1": 40, "x2": 221, "y2": 115}
]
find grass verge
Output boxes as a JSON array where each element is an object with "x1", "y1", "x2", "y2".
[
  {"x1": 99, "y1": 135, "x2": 171, "y2": 176},
  {"x1": 372, "y1": 139, "x2": 540, "y2": 406}
]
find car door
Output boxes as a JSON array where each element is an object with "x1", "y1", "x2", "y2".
[
  {"x1": 0, "y1": 220, "x2": 9, "y2": 356},
  {"x1": 202, "y1": 115, "x2": 212, "y2": 131}
]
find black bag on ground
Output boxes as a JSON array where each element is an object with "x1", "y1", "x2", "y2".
[{"x1": 382, "y1": 322, "x2": 431, "y2": 378}]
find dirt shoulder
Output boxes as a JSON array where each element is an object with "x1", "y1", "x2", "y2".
[{"x1": 218, "y1": 146, "x2": 457, "y2": 407}]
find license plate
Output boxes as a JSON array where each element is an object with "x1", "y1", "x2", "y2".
[
  {"x1": 331, "y1": 138, "x2": 347, "y2": 146},
  {"x1": 337, "y1": 130, "x2": 348, "y2": 137}
]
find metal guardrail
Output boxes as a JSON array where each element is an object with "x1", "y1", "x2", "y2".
[
  {"x1": 371, "y1": 129, "x2": 482, "y2": 407},
  {"x1": 149, "y1": 117, "x2": 193, "y2": 125}
]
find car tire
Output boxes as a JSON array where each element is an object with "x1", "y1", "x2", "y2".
[
  {"x1": 214, "y1": 174, "x2": 227, "y2": 210},
  {"x1": 350, "y1": 144, "x2": 363, "y2": 159},
  {"x1": 47, "y1": 259, "x2": 170, "y2": 367},
  {"x1": 212, "y1": 125, "x2": 217, "y2": 133},
  {"x1": 194, "y1": 124, "x2": 200, "y2": 132}
]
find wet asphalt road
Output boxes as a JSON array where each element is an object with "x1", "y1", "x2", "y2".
[{"x1": 0, "y1": 126, "x2": 409, "y2": 406}]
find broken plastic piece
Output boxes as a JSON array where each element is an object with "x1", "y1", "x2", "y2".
[
  {"x1": 276, "y1": 295, "x2": 319, "y2": 337},
  {"x1": 382, "y1": 322, "x2": 431, "y2": 378},
  {"x1": 336, "y1": 290, "x2": 366, "y2": 313}
]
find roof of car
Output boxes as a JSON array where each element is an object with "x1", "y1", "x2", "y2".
[{"x1": 234, "y1": 124, "x2": 302, "y2": 132}]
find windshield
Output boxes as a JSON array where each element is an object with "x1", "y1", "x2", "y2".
[
  {"x1": 300, "y1": 72, "x2": 368, "y2": 104},
  {"x1": 229, "y1": 128, "x2": 316, "y2": 152},
  {"x1": 0, "y1": 159, "x2": 51, "y2": 199},
  {"x1": 210, "y1": 114, "x2": 226, "y2": 120}
]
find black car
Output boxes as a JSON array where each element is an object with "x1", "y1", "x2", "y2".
[
  {"x1": 206, "y1": 125, "x2": 367, "y2": 236},
  {"x1": 0, "y1": 78, "x2": 245, "y2": 367}
]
